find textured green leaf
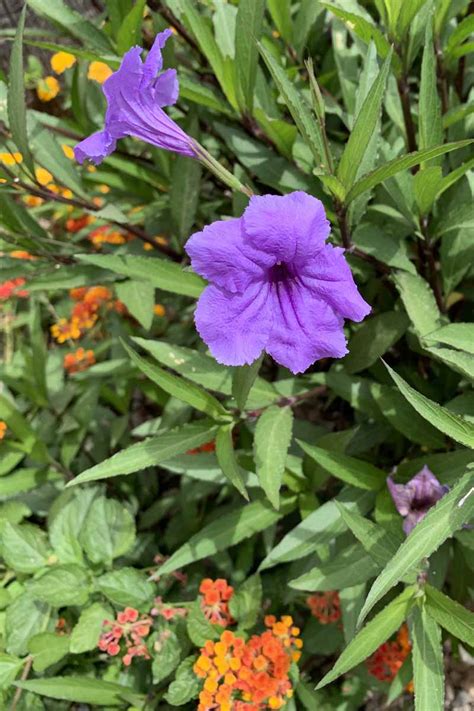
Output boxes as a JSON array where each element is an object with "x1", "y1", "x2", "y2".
[
  {"x1": 215, "y1": 424, "x2": 248, "y2": 499},
  {"x1": 254, "y1": 406, "x2": 293, "y2": 509},
  {"x1": 115, "y1": 280, "x2": 154, "y2": 330},
  {"x1": 28, "y1": 565, "x2": 90, "y2": 607},
  {"x1": 235, "y1": 0, "x2": 265, "y2": 112},
  {"x1": 186, "y1": 601, "x2": 221, "y2": 646},
  {"x1": 358, "y1": 471, "x2": 474, "y2": 625},
  {"x1": 1, "y1": 521, "x2": 49, "y2": 573},
  {"x1": 116, "y1": 0, "x2": 146, "y2": 53},
  {"x1": 15, "y1": 677, "x2": 142, "y2": 706},
  {"x1": 0, "y1": 654, "x2": 23, "y2": 690},
  {"x1": 80, "y1": 497, "x2": 135, "y2": 565},
  {"x1": 165, "y1": 656, "x2": 201, "y2": 706},
  {"x1": 28, "y1": 0, "x2": 114, "y2": 54},
  {"x1": 425, "y1": 585, "x2": 474, "y2": 647},
  {"x1": 424, "y1": 323, "x2": 474, "y2": 355},
  {"x1": 290, "y1": 542, "x2": 379, "y2": 591},
  {"x1": 229, "y1": 575, "x2": 262, "y2": 630},
  {"x1": 322, "y1": 4, "x2": 395, "y2": 67},
  {"x1": 151, "y1": 626, "x2": 181, "y2": 684},
  {"x1": 298, "y1": 441, "x2": 385, "y2": 490},
  {"x1": 8, "y1": 5, "x2": 34, "y2": 174},
  {"x1": 419, "y1": 25, "x2": 443, "y2": 163},
  {"x1": 70, "y1": 602, "x2": 113, "y2": 653},
  {"x1": 267, "y1": 0, "x2": 293, "y2": 41},
  {"x1": 28, "y1": 633, "x2": 70, "y2": 673},
  {"x1": 232, "y1": 357, "x2": 263, "y2": 411},
  {"x1": 96, "y1": 568, "x2": 155, "y2": 610},
  {"x1": 343, "y1": 311, "x2": 408, "y2": 373},
  {"x1": 6, "y1": 594, "x2": 51, "y2": 656},
  {"x1": 412, "y1": 606, "x2": 444, "y2": 711},
  {"x1": 394, "y1": 271, "x2": 441, "y2": 338},
  {"x1": 336, "y1": 503, "x2": 403, "y2": 567}
]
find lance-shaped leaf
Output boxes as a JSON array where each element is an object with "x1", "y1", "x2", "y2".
[
  {"x1": 254, "y1": 405, "x2": 293, "y2": 509},
  {"x1": 419, "y1": 24, "x2": 443, "y2": 163},
  {"x1": 8, "y1": 5, "x2": 34, "y2": 175},
  {"x1": 412, "y1": 606, "x2": 444, "y2": 711},
  {"x1": 297, "y1": 442, "x2": 385, "y2": 490},
  {"x1": 215, "y1": 424, "x2": 248, "y2": 499},
  {"x1": 425, "y1": 585, "x2": 474, "y2": 647},
  {"x1": 235, "y1": 0, "x2": 265, "y2": 113}
]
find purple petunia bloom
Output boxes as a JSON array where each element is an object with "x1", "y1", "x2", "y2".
[
  {"x1": 185, "y1": 192, "x2": 371, "y2": 374},
  {"x1": 387, "y1": 466, "x2": 449, "y2": 535},
  {"x1": 74, "y1": 30, "x2": 195, "y2": 165}
]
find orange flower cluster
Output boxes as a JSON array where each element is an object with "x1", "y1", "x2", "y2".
[
  {"x1": 0, "y1": 278, "x2": 28, "y2": 301},
  {"x1": 188, "y1": 440, "x2": 216, "y2": 455},
  {"x1": 66, "y1": 214, "x2": 94, "y2": 233},
  {"x1": 194, "y1": 617, "x2": 302, "y2": 711},
  {"x1": 151, "y1": 595, "x2": 188, "y2": 621},
  {"x1": 366, "y1": 624, "x2": 411, "y2": 682},
  {"x1": 0, "y1": 421, "x2": 6, "y2": 440},
  {"x1": 200, "y1": 579, "x2": 234, "y2": 627},
  {"x1": 63, "y1": 347, "x2": 96, "y2": 374},
  {"x1": 98, "y1": 607, "x2": 152, "y2": 667},
  {"x1": 9, "y1": 251, "x2": 36, "y2": 260},
  {"x1": 306, "y1": 591, "x2": 341, "y2": 624},
  {"x1": 51, "y1": 286, "x2": 119, "y2": 343},
  {"x1": 88, "y1": 225, "x2": 129, "y2": 248}
]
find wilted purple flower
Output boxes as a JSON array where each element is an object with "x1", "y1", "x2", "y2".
[
  {"x1": 74, "y1": 30, "x2": 195, "y2": 165},
  {"x1": 387, "y1": 466, "x2": 449, "y2": 535},
  {"x1": 185, "y1": 192, "x2": 371, "y2": 374}
]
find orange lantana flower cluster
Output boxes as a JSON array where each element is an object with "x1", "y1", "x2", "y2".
[
  {"x1": 366, "y1": 624, "x2": 412, "y2": 682},
  {"x1": 65, "y1": 214, "x2": 94, "y2": 233},
  {"x1": 0, "y1": 277, "x2": 29, "y2": 301},
  {"x1": 63, "y1": 347, "x2": 96, "y2": 374},
  {"x1": 200, "y1": 578, "x2": 234, "y2": 627},
  {"x1": 306, "y1": 591, "x2": 341, "y2": 624},
  {"x1": 88, "y1": 225, "x2": 129, "y2": 248},
  {"x1": 194, "y1": 616, "x2": 302, "y2": 711},
  {"x1": 0, "y1": 422, "x2": 6, "y2": 440},
  {"x1": 98, "y1": 607, "x2": 152, "y2": 667},
  {"x1": 51, "y1": 286, "x2": 121, "y2": 343}
]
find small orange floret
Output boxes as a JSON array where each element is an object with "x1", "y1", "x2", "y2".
[
  {"x1": 88, "y1": 61, "x2": 113, "y2": 83},
  {"x1": 366, "y1": 624, "x2": 412, "y2": 683},
  {"x1": 51, "y1": 318, "x2": 81, "y2": 343},
  {"x1": 154, "y1": 304, "x2": 166, "y2": 317},
  {"x1": 62, "y1": 144, "x2": 75, "y2": 160},
  {"x1": 66, "y1": 214, "x2": 94, "y2": 233},
  {"x1": 0, "y1": 152, "x2": 23, "y2": 166},
  {"x1": 51, "y1": 51, "x2": 76, "y2": 74},
  {"x1": 88, "y1": 225, "x2": 127, "y2": 248},
  {"x1": 9, "y1": 251, "x2": 36, "y2": 260},
  {"x1": 0, "y1": 421, "x2": 7, "y2": 440},
  {"x1": 199, "y1": 578, "x2": 234, "y2": 627},
  {"x1": 35, "y1": 166, "x2": 53, "y2": 186},
  {"x1": 0, "y1": 277, "x2": 28, "y2": 301},
  {"x1": 63, "y1": 348, "x2": 95, "y2": 374},
  {"x1": 37, "y1": 76, "x2": 60, "y2": 102}
]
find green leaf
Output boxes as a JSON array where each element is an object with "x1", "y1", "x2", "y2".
[
  {"x1": 164, "y1": 656, "x2": 201, "y2": 706},
  {"x1": 229, "y1": 574, "x2": 262, "y2": 630},
  {"x1": 96, "y1": 567, "x2": 155, "y2": 609},
  {"x1": 254, "y1": 406, "x2": 293, "y2": 509},
  {"x1": 0, "y1": 654, "x2": 23, "y2": 690},
  {"x1": 353, "y1": 224, "x2": 415, "y2": 273},
  {"x1": 316, "y1": 586, "x2": 416, "y2": 689},
  {"x1": 424, "y1": 323, "x2": 474, "y2": 355},
  {"x1": 154, "y1": 497, "x2": 296, "y2": 577},
  {"x1": 170, "y1": 116, "x2": 202, "y2": 242},
  {"x1": 7, "y1": 4, "x2": 34, "y2": 175},
  {"x1": 115, "y1": 280, "x2": 154, "y2": 330},
  {"x1": 116, "y1": 0, "x2": 146, "y2": 53},
  {"x1": 124, "y1": 341, "x2": 231, "y2": 421},
  {"x1": 152, "y1": 626, "x2": 181, "y2": 684},
  {"x1": 15, "y1": 677, "x2": 143, "y2": 707},
  {"x1": 446, "y1": 14, "x2": 474, "y2": 57},
  {"x1": 419, "y1": 24, "x2": 443, "y2": 163},
  {"x1": 80, "y1": 497, "x2": 135, "y2": 565},
  {"x1": 6, "y1": 593, "x2": 51, "y2": 656},
  {"x1": 77, "y1": 254, "x2": 206, "y2": 299},
  {"x1": 346, "y1": 140, "x2": 473, "y2": 202},
  {"x1": 385, "y1": 363, "x2": 474, "y2": 447},
  {"x1": 234, "y1": 0, "x2": 265, "y2": 112},
  {"x1": 412, "y1": 606, "x2": 444, "y2": 711},
  {"x1": 397, "y1": 0, "x2": 429, "y2": 36},
  {"x1": 337, "y1": 51, "x2": 392, "y2": 190},
  {"x1": 290, "y1": 542, "x2": 380, "y2": 591},
  {"x1": 70, "y1": 602, "x2": 113, "y2": 653},
  {"x1": 267, "y1": 0, "x2": 293, "y2": 41},
  {"x1": 425, "y1": 585, "x2": 474, "y2": 647},
  {"x1": 49, "y1": 488, "x2": 98, "y2": 565},
  {"x1": 393, "y1": 271, "x2": 441, "y2": 338},
  {"x1": 28, "y1": 633, "x2": 70, "y2": 673},
  {"x1": 336, "y1": 503, "x2": 403, "y2": 567},
  {"x1": 258, "y1": 43, "x2": 325, "y2": 167},
  {"x1": 215, "y1": 424, "x2": 248, "y2": 499},
  {"x1": 358, "y1": 470, "x2": 474, "y2": 626},
  {"x1": 186, "y1": 601, "x2": 221, "y2": 646},
  {"x1": 28, "y1": 0, "x2": 114, "y2": 54},
  {"x1": 0, "y1": 521, "x2": 50, "y2": 573},
  {"x1": 232, "y1": 357, "x2": 263, "y2": 411},
  {"x1": 68, "y1": 421, "x2": 218, "y2": 486},
  {"x1": 343, "y1": 311, "x2": 408, "y2": 374},
  {"x1": 414, "y1": 166, "x2": 443, "y2": 215},
  {"x1": 28, "y1": 565, "x2": 90, "y2": 607},
  {"x1": 298, "y1": 442, "x2": 385, "y2": 491}
]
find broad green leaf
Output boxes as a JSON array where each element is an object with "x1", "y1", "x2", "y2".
[
  {"x1": 115, "y1": 280, "x2": 154, "y2": 330},
  {"x1": 397, "y1": 0, "x2": 429, "y2": 36},
  {"x1": 254, "y1": 406, "x2": 293, "y2": 509},
  {"x1": 215, "y1": 424, "x2": 248, "y2": 499},
  {"x1": 235, "y1": 0, "x2": 265, "y2": 112},
  {"x1": 186, "y1": 601, "x2": 221, "y2": 646},
  {"x1": 1, "y1": 521, "x2": 50, "y2": 573},
  {"x1": 424, "y1": 323, "x2": 474, "y2": 355},
  {"x1": 6, "y1": 594, "x2": 51, "y2": 656},
  {"x1": 124, "y1": 342, "x2": 231, "y2": 421},
  {"x1": 152, "y1": 626, "x2": 181, "y2": 684},
  {"x1": 15, "y1": 677, "x2": 143, "y2": 707},
  {"x1": 337, "y1": 51, "x2": 392, "y2": 190},
  {"x1": 294, "y1": 0, "x2": 324, "y2": 57},
  {"x1": 385, "y1": 363, "x2": 474, "y2": 447},
  {"x1": 343, "y1": 311, "x2": 408, "y2": 373},
  {"x1": 28, "y1": 0, "x2": 114, "y2": 54},
  {"x1": 28, "y1": 565, "x2": 90, "y2": 607},
  {"x1": 336, "y1": 503, "x2": 403, "y2": 567},
  {"x1": 290, "y1": 542, "x2": 379, "y2": 591},
  {"x1": 316, "y1": 586, "x2": 416, "y2": 689},
  {"x1": 80, "y1": 497, "x2": 135, "y2": 565},
  {"x1": 353, "y1": 224, "x2": 415, "y2": 273},
  {"x1": 154, "y1": 497, "x2": 296, "y2": 577},
  {"x1": 7, "y1": 5, "x2": 34, "y2": 175},
  {"x1": 116, "y1": 0, "x2": 146, "y2": 53},
  {"x1": 96, "y1": 567, "x2": 155, "y2": 609},
  {"x1": 413, "y1": 166, "x2": 443, "y2": 215},
  {"x1": 346, "y1": 140, "x2": 473, "y2": 202},
  {"x1": 446, "y1": 14, "x2": 474, "y2": 57},
  {"x1": 412, "y1": 606, "x2": 444, "y2": 711},
  {"x1": 258, "y1": 43, "x2": 325, "y2": 166},
  {"x1": 419, "y1": 25, "x2": 443, "y2": 163},
  {"x1": 164, "y1": 656, "x2": 201, "y2": 706},
  {"x1": 77, "y1": 254, "x2": 206, "y2": 299},
  {"x1": 0, "y1": 654, "x2": 23, "y2": 690},
  {"x1": 28, "y1": 633, "x2": 70, "y2": 673},
  {"x1": 298, "y1": 442, "x2": 385, "y2": 491},
  {"x1": 232, "y1": 356, "x2": 263, "y2": 410},
  {"x1": 228, "y1": 575, "x2": 262, "y2": 630},
  {"x1": 70, "y1": 602, "x2": 113, "y2": 653},
  {"x1": 48, "y1": 488, "x2": 97, "y2": 565},
  {"x1": 68, "y1": 421, "x2": 218, "y2": 486},
  {"x1": 425, "y1": 585, "x2": 474, "y2": 647},
  {"x1": 393, "y1": 271, "x2": 441, "y2": 338},
  {"x1": 179, "y1": 74, "x2": 234, "y2": 115},
  {"x1": 358, "y1": 471, "x2": 474, "y2": 625},
  {"x1": 0, "y1": 193, "x2": 50, "y2": 245}
]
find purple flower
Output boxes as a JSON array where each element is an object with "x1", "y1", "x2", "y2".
[
  {"x1": 74, "y1": 30, "x2": 195, "y2": 165},
  {"x1": 387, "y1": 466, "x2": 449, "y2": 535},
  {"x1": 185, "y1": 192, "x2": 371, "y2": 374}
]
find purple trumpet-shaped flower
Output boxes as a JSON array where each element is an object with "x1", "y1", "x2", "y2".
[
  {"x1": 387, "y1": 466, "x2": 449, "y2": 535},
  {"x1": 74, "y1": 30, "x2": 195, "y2": 165},
  {"x1": 185, "y1": 191, "x2": 371, "y2": 374}
]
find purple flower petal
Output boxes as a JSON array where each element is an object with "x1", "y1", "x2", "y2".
[
  {"x1": 242, "y1": 192, "x2": 330, "y2": 263},
  {"x1": 186, "y1": 218, "x2": 268, "y2": 294},
  {"x1": 387, "y1": 466, "x2": 449, "y2": 535},
  {"x1": 141, "y1": 29, "x2": 173, "y2": 87},
  {"x1": 299, "y1": 244, "x2": 371, "y2": 322},
  {"x1": 387, "y1": 476, "x2": 413, "y2": 516},
  {"x1": 74, "y1": 130, "x2": 117, "y2": 165},
  {"x1": 266, "y1": 280, "x2": 347, "y2": 374},
  {"x1": 154, "y1": 68, "x2": 179, "y2": 105},
  {"x1": 194, "y1": 283, "x2": 273, "y2": 366}
]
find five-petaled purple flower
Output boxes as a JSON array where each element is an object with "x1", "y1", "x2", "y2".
[
  {"x1": 387, "y1": 466, "x2": 449, "y2": 535},
  {"x1": 185, "y1": 192, "x2": 371, "y2": 374},
  {"x1": 74, "y1": 30, "x2": 195, "y2": 165}
]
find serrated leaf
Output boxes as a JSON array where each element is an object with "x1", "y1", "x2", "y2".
[
  {"x1": 323, "y1": 4, "x2": 395, "y2": 68},
  {"x1": 336, "y1": 503, "x2": 403, "y2": 567},
  {"x1": 358, "y1": 471, "x2": 474, "y2": 626},
  {"x1": 290, "y1": 542, "x2": 379, "y2": 591},
  {"x1": 393, "y1": 271, "x2": 442, "y2": 338},
  {"x1": 424, "y1": 323, "x2": 474, "y2": 355},
  {"x1": 8, "y1": 5, "x2": 34, "y2": 175},
  {"x1": 28, "y1": 565, "x2": 90, "y2": 607},
  {"x1": 228, "y1": 575, "x2": 262, "y2": 630},
  {"x1": 343, "y1": 311, "x2": 409, "y2": 373},
  {"x1": 235, "y1": 0, "x2": 265, "y2": 112},
  {"x1": 186, "y1": 601, "x2": 221, "y2": 646},
  {"x1": 412, "y1": 606, "x2": 444, "y2": 711},
  {"x1": 232, "y1": 356, "x2": 263, "y2": 411},
  {"x1": 152, "y1": 626, "x2": 181, "y2": 684},
  {"x1": 68, "y1": 421, "x2": 218, "y2": 486},
  {"x1": 425, "y1": 585, "x2": 474, "y2": 647},
  {"x1": 254, "y1": 406, "x2": 293, "y2": 509},
  {"x1": 316, "y1": 586, "x2": 416, "y2": 689},
  {"x1": 96, "y1": 567, "x2": 155, "y2": 609},
  {"x1": 115, "y1": 280, "x2": 154, "y2": 330},
  {"x1": 70, "y1": 602, "x2": 113, "y2": 653},
  {"x1": 0, "y1": 521, "x2": 50, "y2": 573},
  {"x1": 385, "y1": 363, "x2": 474, "y2": 447},
  {"x1": 15, "y1": 677, "x2": 143, "y2": 707},
  {"x1": 419, "y1": 24, "x2": 443, "y2": 164},
  {"x1": 215, "y1": 424, "x2": 248, "y2": 499},
  {"x1": 164, "y1": 656, "x2": 201, "y2": 706},
  {"x1": 116, "y1": 0, "x2": 146, "y2": 53},
  {"x1": 298, "y1": 441, "x2": 385, "y2": 491},
  {"x1": 6, "y1": 593, "x2": 51, "y2": 656},
  {"x1": 0, "y1": 654, "x2": 23, "y2": 690},
  {"x1": 28, "y1": 633, "x2": 70, "y2": 673},
  {"x1": 80, "y1": 497, "x2": 135, "y2": 565}
]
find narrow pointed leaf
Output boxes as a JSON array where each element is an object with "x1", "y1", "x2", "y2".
[
  {"x1": 8, "y1": 5, "x2": 34, "y2": 175},
  {"x1": 254, "y1": 406, "x2": 293, "y2": 509},
  {"x1": 412, "y1": 606, "x2": 444, "y2": 711},
  {"x1": 297, "y1": 441, "x2": 385, "y2": 490},
  {"x1": 425, "y1": 585, "x2": 474, "y2": 647},
  {"x1": 215, "y1": 424, "x2": 249, "y2": 499}
]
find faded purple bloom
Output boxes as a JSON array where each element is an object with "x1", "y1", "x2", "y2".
[
  {"x1": 387, "y1": 466, "x2": 449, "y2": 535},
  {"x1": 185, "y1": 192, "x2": 371, "y2": 374},
  {"x1": 74, "y1": 30, "x2": 195, "y2": 165}
]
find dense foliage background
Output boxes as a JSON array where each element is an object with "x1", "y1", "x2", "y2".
[{"x1": 0, "y1": 0, "x2": 473, "y2": 709}]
